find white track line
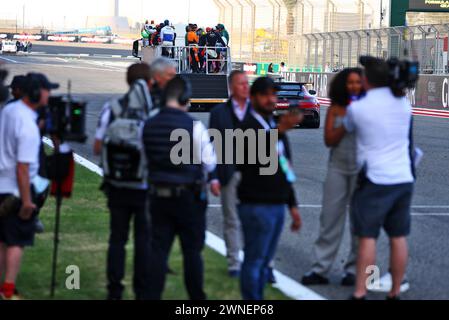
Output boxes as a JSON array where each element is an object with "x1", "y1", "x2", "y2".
[
  {"x1": 0, "y1": 56, "x2": 20, "y2": 63},
  {"x1": 209, "y1": 203, "x2": 449, "y2": 213},
  {"x1": 42, "y1": 137, "x2": 325, "y2": 300},
  {"x1": 16, "y1": 61, "x2": 123, "y2": 72}
]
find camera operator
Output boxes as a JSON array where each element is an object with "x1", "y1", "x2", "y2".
[
  {"x1": 342, "y1": 57, "x2": 415, "y2": 300},
  {"x1": 0, "y1": 73, "x2": 58, "y2": 300},
  {"x1": 142, "y1": 76, "x2": 216, "y2": 300},
  {"x1": 94, "y1": 63, "x2": 153, "y2": 300},
  {"x1": 4, "y1": 74, "x2": 50, "y2": 235}
]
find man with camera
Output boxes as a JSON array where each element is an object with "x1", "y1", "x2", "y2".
[
  {"x1": 94, "y1": 63, "x2": 153, "y2": 300},
  {"x1": 142, "y1": 76, "x2": 216, "y2": 300},
  {"x1": 342, "y1": 57, "x2": 416, "y2": 300},
  {"x1": 0, "y1": 73, "x2": 58, "y2": 300}
]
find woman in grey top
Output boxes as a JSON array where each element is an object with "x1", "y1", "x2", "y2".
[{"x1": 302, "y1": 68, "x2": 364, "y2": 286}]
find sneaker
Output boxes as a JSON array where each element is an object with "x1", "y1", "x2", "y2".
[
  {"x1": 0, "y1": 289, "x2": 23, "y2": 300},
  {"x1": 268, "y1": 267, "x2": 277, "y2": 284},
  {"x1": 386, "y1": 295, "x2": 401, "y2": 301},
  {"x1": 228, "y1": 270, "x2": 240, "y2": 278},
  {"x1": 301, "y1": 272, "x2": 329, "y2": 285},
  {"x1": 368, "y1": 272, "x2": 410, "y2": 293},
  {"x1": 341, "y1": 272, "x2": 356, "y2": 286}
]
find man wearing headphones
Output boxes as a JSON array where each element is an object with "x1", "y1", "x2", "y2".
[
  {"x1": 142, "y1": 76, "x2": 216, "y2": 300},
  {"x1": 0, "y1": 73, "x2": 58, "y2": 300}
]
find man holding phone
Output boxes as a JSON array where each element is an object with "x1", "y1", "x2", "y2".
[
  {"x1": 237, "y1": 77, "x2": 303, "y2": 300},
  {"x1": 0, "y1": 73, "x2": 58, "y2": 300}
]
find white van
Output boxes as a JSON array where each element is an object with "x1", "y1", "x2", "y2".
[{"x1": 1, "y1": 40, "x2": 18, "y2": 54}]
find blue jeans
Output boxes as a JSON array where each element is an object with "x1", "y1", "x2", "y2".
[{"x1": 238, "y1": 203, "x2": 285, "y2": 300}]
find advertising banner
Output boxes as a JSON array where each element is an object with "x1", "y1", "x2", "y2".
[
  {"x1": 279, "y1": 71, "x2": 449, "y2": 110},
  {"x1": 409, "y1": 0, "x2": 449, "y2": 11},
  {"x1": 12, "y1": 34, "x2": 42, "y2": 40},
  {"x1": 47, "y1": 35, "x2": 78, "y2": 42},
  {"x1": 80, "y1": 37, "x2": 110, "y2": 43},
  {"x1": 242, "y1": 63, "x2": 258, "y2": 75}
]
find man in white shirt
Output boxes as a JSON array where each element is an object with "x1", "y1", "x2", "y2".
[
  {"x1": 160, "y1": 20, "x2": 175, "y2": 58},
  {"x1": 343, "y1": 57, "x2": 415, "y2": 300},
  {"x1": 0, "y1": 73, "x2": 58, "y2": 300}
]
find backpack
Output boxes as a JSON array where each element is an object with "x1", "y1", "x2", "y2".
[{"x1": 102, "y1": 80, "x2": 154, "y2": 189}]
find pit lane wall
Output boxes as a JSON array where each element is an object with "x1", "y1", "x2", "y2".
[{"x1": 284, "y1": 71, "x2": 449, "y2": 112}]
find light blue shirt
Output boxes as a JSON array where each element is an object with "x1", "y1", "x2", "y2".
[
  {"x1": 231, "y1": 98, "x2": 250, "y2": 122},
  {"x1": 344, "y1": 87, "x2": 414, "y2": 185}
]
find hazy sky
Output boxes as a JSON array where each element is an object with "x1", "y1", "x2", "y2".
[{"x1": 0, "y1": 0, "x2": 219, "y2": 29}]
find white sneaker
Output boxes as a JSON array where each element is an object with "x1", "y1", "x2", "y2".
[{"x1": 368, "y1": 272, "x2": 410, "y2": 293}]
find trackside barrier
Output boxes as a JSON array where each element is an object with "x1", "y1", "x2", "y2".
[
  {"x1": 275, "y1": 71, "x2": 449, "y2": 112},
  {"x1": 2, "y1": 33, "x2": 133, "y2": 44}
]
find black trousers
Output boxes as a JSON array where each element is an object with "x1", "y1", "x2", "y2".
[
  {"x1": 148, "y1": 191, "x2": 207, "y2": 300},
  {"x1": 106, "y1": 187, "x2": 151, "y2": 300}
]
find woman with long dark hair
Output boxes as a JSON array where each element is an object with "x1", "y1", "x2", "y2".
[{"x1": 302, "y1": 68, "x2": 365, "y2": 286}]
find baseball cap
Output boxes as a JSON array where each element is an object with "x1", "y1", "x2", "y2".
[
  {"x1": 250, "y1": 77, "x2": 280, "y2": 96},
  {"x1": 9, "y1": 75, "x2": 27, "y2": 89},
  {"x1": 28, "y1": 73, "x2": 60, "y2": 90}
]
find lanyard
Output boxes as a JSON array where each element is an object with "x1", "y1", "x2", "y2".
[{"x1": 250, "y1": 110, "x2": 296, "y2": 183}]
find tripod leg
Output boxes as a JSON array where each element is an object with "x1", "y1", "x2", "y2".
[{"x1": 50, "y1": 187, "x2": 63, "y2": 298}]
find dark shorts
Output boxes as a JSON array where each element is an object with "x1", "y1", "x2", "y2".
[
  {"x1": 351, "y1": 180, "x2": 414, "y2": 239},
  {"x1": 0, "y1": 194, "x2": 37, "y2": 247}
]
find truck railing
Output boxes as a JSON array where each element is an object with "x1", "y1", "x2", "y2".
[{"x1": 140, "y1": 44, "x2": 232, "y2": 75}]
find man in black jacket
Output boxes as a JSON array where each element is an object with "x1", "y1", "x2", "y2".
[
  {"x1": 209, "y1": 70, "x2": 251, "y2": 277},
  {"x1": 237, "y1": 77, "x2": 302, "y2": 300},
  {"x1": 142, "y1": 76, "x2": 216, "y2": 300}
]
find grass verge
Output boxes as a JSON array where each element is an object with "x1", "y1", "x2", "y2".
[{"x1": 17, "y1": 163, "x2": 288, "y2": 300}]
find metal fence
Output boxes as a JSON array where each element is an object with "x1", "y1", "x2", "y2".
[
  {"x1": 303, "y1": 24, "x2": 449, "y2": 74},
  {"x1": 141, "y1": 45, "x2": 232, "y2": 75},
  {"x1": 213, "y1": 0, "x2": 384, "y2": 67}
]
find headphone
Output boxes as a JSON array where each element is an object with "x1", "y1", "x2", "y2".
[
  {"x1": 24, "y1": 74, "x2": 42, "y2": 104},
  {"x1": 177, "y1": 76, "x2": 192, "y2": 106}
]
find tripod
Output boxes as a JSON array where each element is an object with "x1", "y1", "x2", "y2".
[{"x1": 47, "y1": 149, "x2": 73, "y2": 298}]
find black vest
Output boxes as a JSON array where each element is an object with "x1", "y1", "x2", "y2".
[{"x1": 143, "y1": 108, "x2": 203, "y2": 185}]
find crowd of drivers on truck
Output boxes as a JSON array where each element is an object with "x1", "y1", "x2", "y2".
[{"x1": 141, "y1": 19, "x2": 229, "y2": 74}]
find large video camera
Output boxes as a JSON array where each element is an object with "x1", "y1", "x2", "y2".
[
  {"x1": 44, "y1": 82, "x2": 87, "y2": 143},
  {"x1": 359, "y1": 55, "x2": 419, "y2": 96},
  {"x1": 387, "y1": 57, "x2": 420, "y2": 91}
]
